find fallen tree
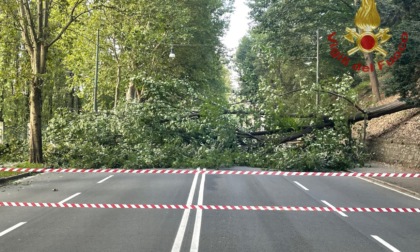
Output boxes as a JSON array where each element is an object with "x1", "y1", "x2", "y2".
[{"x1": 245, "y1": 100, "x2": 418, "y2": 144}]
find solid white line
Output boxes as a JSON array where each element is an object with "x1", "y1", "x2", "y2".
[
  {"x1": 190, "y1": 169, "x2": 206, "y2": 252},
  {"x1": 371, "y1": 235, "x2": 401, "y2": 252},
  {"x1": 294, "y1": 181, "x2": 309, "y2": 191},
  {"x1": 59, "y1": 192, "x2": 81, "y2": 204},
  {"x1": 97, "y1": 175, "x2": 114, "y2": 184},
  {"x1": 357, "y1": 177, "x2": 420, "y2": 201},
  {"x1": 0, "y1": 222, "x2": 27, "y2": 237},
  {"x1": 321, "y1": 200, "x2": 348, "y2": 217},
  {"x1": 171, "y1": 169, "x2": 200, "y2": 252}
]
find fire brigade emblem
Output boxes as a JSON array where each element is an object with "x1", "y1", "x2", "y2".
[{"x1": 344, "y1": 0, "x2": 391, "y2": 56}]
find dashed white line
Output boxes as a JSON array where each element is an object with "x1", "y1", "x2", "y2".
[
  {"x1": 171, "y1": 169, "x2": 200, "y2": 252},
  {"x1": 191, "y1": 169, "x2": 206, "y2": 252},
  {"x1": 321, "y1": 200, "x2": 348, "y2": 217},
  {"x1": 371, "y1": 235, "x2": 401, "y2": 252},
  {"x1": 97, "y1": 175, "x2": 114, "y2": 184},
  {"x1": 59, "y1": 192, "x2": 81, "y2": 204},
  {"x1": 0, "y1": 222, "x2": 26, "y2": 237},
  {"x1": 294, "y1": 181, "x2": 309, "y2": 191}
]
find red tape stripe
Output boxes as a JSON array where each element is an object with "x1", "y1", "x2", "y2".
[
  {"x1": 1, "y1": 202, "x2": 419, "y2": 213},
  {"x1": 1, "y1": 168, "x2": 419, "y2": 178}
]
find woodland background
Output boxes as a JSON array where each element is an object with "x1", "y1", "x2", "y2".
[{"x1": 0, "y1": 0, "x2": 418, "y2": 170}]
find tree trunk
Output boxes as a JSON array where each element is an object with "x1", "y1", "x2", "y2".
[
  {"x1": 126, "y1": 81, "x2": 137, "y2": 102},
  {"x1": 29, "y1": 78, "x2": 43, "y2": 163},
  {"x1": 13, "y1": 0, "x2": 90, "y2": 163},
  {"x1": 114, "y1": 65, "x2": 121, "y2": 109},
  {"x1": 68, "y1": 87, "x2": 75, "y2": 111},
  {"x1": 364, "y1": 52, "x2": 381, "y2": 102},
  {"x1": 28, "y1": 39, "x2": 47, "y2": 163},
  {"x1": 245, "y1": 101, "x2": 417, "y2": 144}
]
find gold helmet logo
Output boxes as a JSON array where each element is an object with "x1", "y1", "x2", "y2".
[{"x1": 344, "y1": 0, "x2": 391, "y2": 56}]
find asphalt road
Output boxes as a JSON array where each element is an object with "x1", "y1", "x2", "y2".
[{"x1": 0, "y1": 167, "x2": 419, "y2": 252}]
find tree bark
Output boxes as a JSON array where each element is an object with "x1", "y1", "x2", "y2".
[
  {"x1": 28, "y1": 36, "x2": 47, "y2": 163},
  {"x1": 114, "y1": 65, "x2": 121, "y2": 109},
  {"x1": 364, "y1": 52, "x2": 381, "y2": 102},
  {"x1": 29, "y1": 78, "x2": 43, "y2": 163},
  {"x1": 126, "y1": 81, "x2": 137, "y2": 102},
  {"x1": 353, "y1": 0, "x2": 382, "y2": 102},
  {"x1": 14, "y1": 0, "x2": 91, "y2": 163}
]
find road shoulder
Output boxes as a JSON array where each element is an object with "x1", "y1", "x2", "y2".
[{"x1": 351, "y1": 161, "x2": 420, "y2": 198}]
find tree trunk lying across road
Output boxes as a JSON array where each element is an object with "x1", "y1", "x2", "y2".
[
  {"x1": 245, "y1": 100, "x2": 417, "y2": 144},
  {"x1": 349, "y1": 100, "x2": 415, "y2": 123}
]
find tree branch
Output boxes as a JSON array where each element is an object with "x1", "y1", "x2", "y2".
[
  {"x1": 22, "y1": 1, "x2": 37, "y2": 45},
  {"x1": 242, "y1": 101, "x2": 417, "y2": 143},
  {"x1": 47, "y1": 0, "x2": 88, "y2": 48},
  {"x1": 316, "y1": 89, "x2": 366, "y2": 114},
  {"x1": 16, "y1": 1, "x2": 34, "y2": 55}
]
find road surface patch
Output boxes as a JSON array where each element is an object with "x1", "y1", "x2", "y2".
[
  {"x1": 171, "y1": 168, "x2": 200, "y2": 252},
  {"x1": 294, "y1": 181, "x2": 309, "y2": 191},
  {"x1": 1, "y1": 202, "x2": 419, "y2": 213},
  {"x1": 190, "y1": 170, "x2": 206, "y2": 252},
  {"x1": 97, "y1": 175, "x2": 114, "y2": 184},
  {"x1": 59, "y1": 193, "x2": 81, "y2": 204},
  {"x1": 322, "y1": 200, "x2": 348, "y2": 217},
  {"x1": 0, "y1": 222, "x2": 26, "y2": 237},
  {"x1": 1, "y1": 168, "x2": 419, "y2": 178},
  {"x1": 371, "y1": 235, "x2": 401, "y2": 252}
]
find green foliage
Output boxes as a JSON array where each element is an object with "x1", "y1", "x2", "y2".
[
  {"x1": 2, "y1": 0, "x2": 414, "y2": 170},
  {"x1": 0, "y1": 139, "x2": 26, "y2": 163},
  {"x1": 0, "y1": 171, "x2": 21, "y2": 178},
  {"x1": 383, "y1": 7, "x2": 420, "y2": 106},
  {"x1": 15, "y1": 162, "x2": 45, "y2": 168},
  {"x1": 44, "y1": 104, "x2": 239, "y2": 168},
  {"x1": 44, "y1": 75, "x2": 238, "y2": 168}
]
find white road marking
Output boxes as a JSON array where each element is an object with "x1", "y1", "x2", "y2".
[
  {"x1": 0, "y1": 222, "x2": 26, "y2": 237},
  {"x1": 371, "y1": 235, "x2": 401, "y2": 252},
  {"x1": 171, "y1": 169, "x2": 200, "y2": 252},
  {"x1": 358, "y1": 177, "x2": 420, "y2": 201},
  {"x1": 321, "y1": 200, "x2": 348, "y2": 217},
  {"x1": 294, "y1": 181, "x2": 309, "y2": 191},
  {"x1": 191, "y1": 169, "x2": 206, "y2": 252},
  {"x1": 97, "y1": 175, "x2": 114, "y2": 184},
  {"x1": 59, "y1": 192, "x2": 81, "y2": 204}
]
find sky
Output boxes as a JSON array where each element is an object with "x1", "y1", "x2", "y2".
[
  {"x1": 222, "y1": 0, "x2": 251, "y2": 51},
  {"x1": 222, "y1": 0, "x2": 251, "y2": 89}
]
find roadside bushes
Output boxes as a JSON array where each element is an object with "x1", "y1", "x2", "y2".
[
  {"x1": 44, "y1": 104, "x2": 239, "y2": 169},
  {"x1": 0, "y1": 139, "x2": 26, "y2": 163},
  {"x1": 43, "y1": 75, "x2": 367, "y2": 170},
  {"x1": 43, "y1": 105, "x2": 367, "y2": 170}
]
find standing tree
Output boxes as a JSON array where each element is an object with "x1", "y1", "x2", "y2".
[
  {"x1": 353, "y1": 0, "x2": 382, "y2": 102},
  {"x1": 4, "y1": 1, "x2": 96, "y2": 163}
]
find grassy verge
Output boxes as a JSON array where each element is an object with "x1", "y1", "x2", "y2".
[
  {"x1": 0, "y1": 162, "x2": 43, "y2": 179},
  {"x1": 0, "y1": 171, "x2": 21, "y2": 178}
]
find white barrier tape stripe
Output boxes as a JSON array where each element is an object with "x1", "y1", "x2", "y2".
[
  {"x1": 4, "y1": 201, "x2": 413, "y2": 213},
  {"x1": 2, "y1": 167, "x2": 419, "y2": 178}
]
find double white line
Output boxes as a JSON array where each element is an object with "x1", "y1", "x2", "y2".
[{"x1": 171, "y1": 168, "x2": 206, "y2": 252}]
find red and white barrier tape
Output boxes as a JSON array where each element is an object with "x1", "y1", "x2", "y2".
[
  {"x1": 0, "y1": 168, "x2": 420, "y2": 178},
  {"x1": 1, "y1": 167, "x2": 419, "y2": 178},
  {"x1": 1, "y1": 202, "x2": 419, "y2": 213}
]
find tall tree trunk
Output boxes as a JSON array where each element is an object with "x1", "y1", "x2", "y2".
[
  {"x1": 13, "y1": 0, "x2": 90, "y2": 163},
  {"x1": 126, "y1": 81, "x2": 137, "y2": 102},
  {"x1": 28, "y1": 40, "x2": 47, "y2": 163},
  {"x1": 353, "y1": 0, "x2": 382, "y2": 102},
  {"x1": 364, "y1": 52, "x2": 381, "y2": 102},
  {"x1": 68, "y1": 88, "x2": 75, "y2": 111},
  {"x1": 114, "y1": 65, "x2": 121, "y2": 109},
  {"x1": 29, "y1": 77, "x2": 43, "y2": 163}
]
